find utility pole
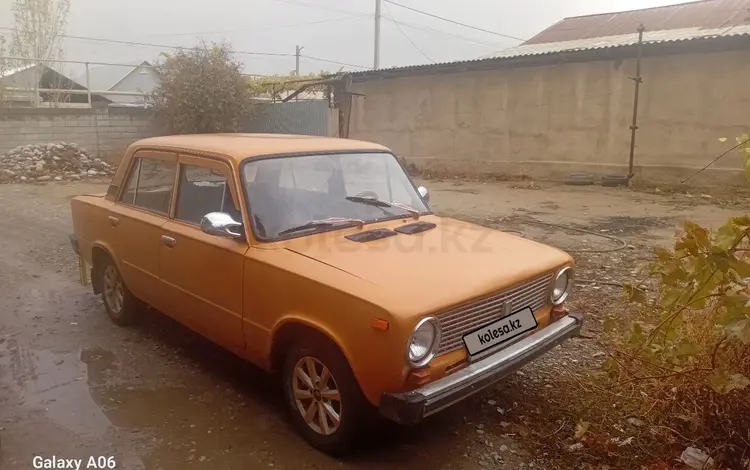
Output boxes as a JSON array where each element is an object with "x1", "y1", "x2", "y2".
[
  {"x1": 627, "y1": 24, "x2": 645, "y2": 180},
  {"x1": 85, "y1": 62, "x2": 92, "y2": 108},
  {"x1": 374, "y1": 0, "x2": 382, "y2": 69},
  {"x1": 295, "y1": 45, "x2": 304, "y2": 76}
]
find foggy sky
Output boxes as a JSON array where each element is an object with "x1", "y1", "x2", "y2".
[{"x1": 0, "y1": 0, "x2": 685, "y2": 76}]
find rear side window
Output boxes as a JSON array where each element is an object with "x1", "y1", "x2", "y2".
[
  {"x1": 119, "y1": 157, "x2": 177, "y2": 214},
  {"x1": 175, "y1": 164, "x2": 241, "y2": 224}
]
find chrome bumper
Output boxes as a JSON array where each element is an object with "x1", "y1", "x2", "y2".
[
  {"x1": 379, "y1": 312, "x2": 583, "y2": 425},
  {"x1": 69, "y1": 234, "x2": 90, "y2": 286}
]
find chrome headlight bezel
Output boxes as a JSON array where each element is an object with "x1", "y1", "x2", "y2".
[
  {"x1": 551, "y1": 266, "x2": 574, "y2": 305},
  {"x1": 406, "y1": 317, "x2": 441, "y2": 367}
]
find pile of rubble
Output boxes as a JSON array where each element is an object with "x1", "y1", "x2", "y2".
[{"x1": 0, "y1": 142, "x2": 115, "y2": 183}]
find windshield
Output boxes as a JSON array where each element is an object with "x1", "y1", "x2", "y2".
[{"x1": 242, "y1": 152, "x2": 430, "y2": 239}]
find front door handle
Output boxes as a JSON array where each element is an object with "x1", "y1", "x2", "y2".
[
  {"x1": 108, "y1": 216, "x2": 119, "y2": 227},
  {"x1": 160, "y1": 235, "x2": 177, "y2": 248}
]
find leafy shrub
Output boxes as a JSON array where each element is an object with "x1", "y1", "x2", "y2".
[
  {"x1": 147, "y1": 42, "x2": 253, "y2": 134},
  {"x1": 597, "y1": 136, "x2": 750, "y2": 468}
]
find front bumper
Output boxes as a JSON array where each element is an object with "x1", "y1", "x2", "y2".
[{"x1": 379, "y1": 312, "x2": 583, "y2": 425}]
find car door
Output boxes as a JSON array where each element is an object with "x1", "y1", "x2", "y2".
[
  {"x1": 110, "y1": 150, "x2": 177, "y2": 312},
  {"x1": 158, "y1": 154, "x2": 247, "y2": 350}
]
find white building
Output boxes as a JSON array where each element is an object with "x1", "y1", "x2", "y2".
[{"x1": 81, "y1": 61, "x2": 158, "y2": 106}]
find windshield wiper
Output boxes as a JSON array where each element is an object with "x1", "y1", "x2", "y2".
[
  {"x1": 277, "y1": 217, "x2": 365, "y2": 236},
  {"x1": 346, "y1": 196, "x2": 420, "y2": 219}
]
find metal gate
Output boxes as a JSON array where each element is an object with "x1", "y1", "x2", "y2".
[{"x1": 242, "y1": 100, "x2": 338, "y2": 137}]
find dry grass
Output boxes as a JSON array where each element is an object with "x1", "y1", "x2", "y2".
[
  {"x1": 611, "y1": 307, "x2": 748, "y2": 463},
  {"x1": 565, "y1": 301, "x2": 749, "y2": 469},
  {"x1": 495, "y1": 286, "x2": 750, "y2": 469}
]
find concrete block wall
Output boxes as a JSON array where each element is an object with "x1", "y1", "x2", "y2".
[
  {"x1": 349, "y1": 49, "x2": 750, "y2": 187},
  {"x1": 0, "y1": 107, "x2": 158, "y2": 165}
]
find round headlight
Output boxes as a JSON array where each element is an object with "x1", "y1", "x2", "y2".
[
  {"x1": 551, "y1": 267, "x2": 574, "y2": 305},
  {"x1": 407, "y1": 317, "x2": 440, "y2": 367}
]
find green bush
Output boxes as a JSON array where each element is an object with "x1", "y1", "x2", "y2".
[
  {"x1": 147, "y1": 42, "x2": 253, "y2": 135},
  {"x1": 599, "y1": 136, "x2": 750, "y2": 468}
]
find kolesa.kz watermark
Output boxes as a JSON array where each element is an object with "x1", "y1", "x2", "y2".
[{"x1": 32, "y1": 456, "x2": 117, "y2": 469}]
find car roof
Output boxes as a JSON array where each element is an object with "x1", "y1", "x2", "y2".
[{"x1": 132, "y1": 133, "x2": 390, "y2": 162}]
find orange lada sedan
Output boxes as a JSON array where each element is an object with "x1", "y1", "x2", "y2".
[{"x1": 69, "y1": 134, "x2": 582, "y2": 455}]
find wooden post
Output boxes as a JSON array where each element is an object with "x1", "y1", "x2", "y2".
[{"x1": 627, "y1": 25, "x2": 645, "y2": 179}]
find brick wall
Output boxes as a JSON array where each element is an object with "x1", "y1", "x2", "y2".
[{"x1": 0, "y1": 107, "x2": 158, "y2": 165}]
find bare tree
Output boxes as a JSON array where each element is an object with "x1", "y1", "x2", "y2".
[
  {"x1": 9, "y1": 0, "x2": 71, "y2": 107},
  {"x1": 43, "y1": 67, "x2": 74, "y2": 107},
  {"x1": 0, "y1": 37, "x2": 9, "y2": 107}
]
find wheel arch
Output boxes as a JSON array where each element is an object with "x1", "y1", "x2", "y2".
[
  {"x1": 269, "y1": 318, "x2": 355, "y2": 379},
  {"x1": 90, "y1": 243, "x2": 118, "y2": 294}
]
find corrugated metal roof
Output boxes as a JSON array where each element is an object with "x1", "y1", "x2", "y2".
[
  {"x1": 349, "y1": 24, "x2": 750, "y2": 79},
  {"x1": 0, "y1": 63, "x2": 36, "y2": 78},
  {"x1": 494, "y1": 24, "x2": 750, "y2": 59},
  {"x1": 108, "y1": 61, "x2": 153, "y2": 91},
  {"x1": 76, "y1": 60, "x2": 150, "y2": 91},
  {"x1": 526, "y1": 0, "x2": 750, "y2": 44}
]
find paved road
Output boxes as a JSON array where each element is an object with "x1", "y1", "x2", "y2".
[{"x1": 0, "y1": 182, "x2": 532, "y2": 470}]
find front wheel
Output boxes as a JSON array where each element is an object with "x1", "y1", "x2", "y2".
[{"x1": 283, "y1": 339, "x2": 370, "y2": 456}]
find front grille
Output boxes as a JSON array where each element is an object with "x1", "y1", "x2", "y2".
[{"x1": 435, "y1": 272, "x2": 553, "y2": 355}]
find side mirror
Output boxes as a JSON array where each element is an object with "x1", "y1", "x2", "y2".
[
  {"x1": 417, "y1": 186, "x2": 430, "y2": 203},
  {"x1": 201, "y1": 212, "x2": 244, "y2": 239}
]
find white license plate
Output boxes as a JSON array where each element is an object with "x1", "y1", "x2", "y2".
[{"x1": 462, "y1": 307, "x2": 538, "y2": 356}]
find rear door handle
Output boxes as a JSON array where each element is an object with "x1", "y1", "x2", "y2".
[
  {"x1": 108, "y1": 216, "x2": 119, "y2": 227},
  {"x1": 160, "y1": 235, "x2": 177, "y2": 248}
]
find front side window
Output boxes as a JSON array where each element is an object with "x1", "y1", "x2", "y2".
[
  {"x1": 120, "y1": 157, "x2": 176, "y2": 214},
  {"x1": 243, "y1": 152, "x2": 429, "y2": 239},
  {"x1": 175, "y1": 164, "x2": 241, "y2": 224}
]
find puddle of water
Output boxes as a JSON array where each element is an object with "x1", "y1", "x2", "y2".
[
  {"x1": 1, "y1": 340, "x2": 111, "y2": 440},
  {"x1": 0, "y1": 337, "x2": 310, "y2": 469},
  {"x1": 0, "y1": 341, "x2": 148, "y2": 469},
  {"x1": 0, "y1": 328, "x2": 486, "y2": 470}
]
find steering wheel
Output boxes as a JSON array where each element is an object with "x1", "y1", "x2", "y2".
[{"x1": 354, "y1": 190, "x2": 379, "y2": 199}]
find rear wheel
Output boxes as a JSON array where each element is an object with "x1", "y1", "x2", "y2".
[
  {"x1": 282, "y1": 338, "x2": 370, "y2": 456},
  {"x1": 99, "y1": 257, "x2": 138, "y2": 326}
]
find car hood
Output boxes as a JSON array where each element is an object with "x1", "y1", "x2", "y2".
[{"x1": 281, "y1": 216, "x2": 572, "y2": 316}]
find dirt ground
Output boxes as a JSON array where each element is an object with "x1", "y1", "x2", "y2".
[{"x1": 0, "y1": 179, "x2": 745, "y2": 470}]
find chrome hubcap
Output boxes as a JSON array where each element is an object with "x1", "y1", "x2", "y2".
[
  {"x1": 292, "y1": 356, "x2": 342, "y2": 436},
  {"x1": 103, "y1": 265, "x2": 124, "y2": 315}
]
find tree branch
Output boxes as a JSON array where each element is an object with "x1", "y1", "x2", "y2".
[
  {"x1": 711, "y1": 335, "x2": 727, "y2": 369},
  {"x1": 612, "y1": 367, "x2": 712, "y2": 387}
]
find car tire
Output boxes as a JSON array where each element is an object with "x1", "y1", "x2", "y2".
[
  {"x1": 564, "y1": 173, "x2": 595, "y2": 186},
  {"x1": 99, "y1": 257, "x2": 139, "y2": 326},
  {"x1": 601, "y1": 174, "x2": 630, "y2": 187},
  {"x1": 282, "y1": 337, "x2": 370, "y2": 456}
]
